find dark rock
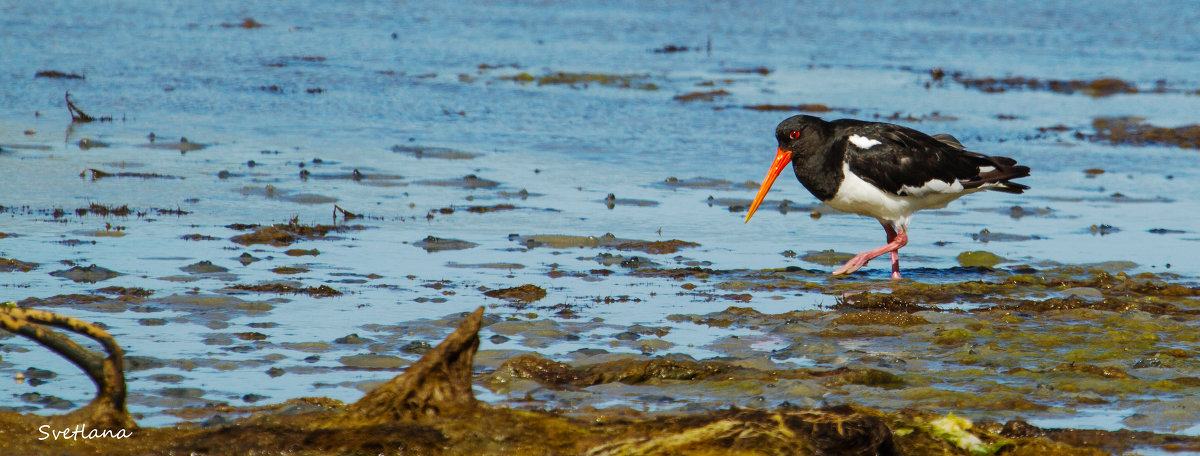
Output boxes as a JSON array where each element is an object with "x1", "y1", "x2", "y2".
[
  {"x1": 23, "y1": 367, "x2": 56, "y2": 380},
  {"x1": 202, "y1": 414, "x2": 232, "y2": 428},
  {"x1": 49, "y1": 264, "x2": 122, "y2": 283},
  {"x1": 181, "y1": 260, "x2": 229, "y2": 274},
  {"x1": 236, "y1": 253, "x2": 261, "y2": 265},
  {"x1": 413, "y1": 236, "x2": 477, "y2": 252},
  {"x1": 159, "y1": 387, "x2": 206, "y2": 399},
  {"x1": 401, "y1": 340, "x2": 433, "y2": 355},
  {"x1": 334, "y1": 333, "x2": 370, "y2": 344},
  {"x1": 124, "y1": 355, "x2": 167, "y2": 371},
  {"x1": 614, "y1": 331, "x2": 641, "y2": 341}
]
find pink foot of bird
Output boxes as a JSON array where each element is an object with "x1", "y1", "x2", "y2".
[{"x1": 744, "y1": 115, "x2": 1030, "y2": 279}]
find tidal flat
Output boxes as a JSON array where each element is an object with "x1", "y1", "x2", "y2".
[{"x1": 2, "y1": 0, "x2": 1200, "y2": 454}]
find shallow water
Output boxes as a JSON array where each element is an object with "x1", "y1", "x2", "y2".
[{"x1": 2, "y1": 0, "x2": 1199, "y2": 438}]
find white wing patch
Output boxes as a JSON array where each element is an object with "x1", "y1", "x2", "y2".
[
  {"x1": 899, "y1": 178, "x2": 965, "y2": 197},
  {"x1": 848, "y1": 134, "x2": 882, "y2": 149}
]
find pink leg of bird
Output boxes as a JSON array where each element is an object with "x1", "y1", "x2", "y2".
[
  {"x1": 883, "y1": 224, "x2": 904, "y2": 280},
  {"x1": 831, "y1": 223, "x2": 908, "y2": 279}
]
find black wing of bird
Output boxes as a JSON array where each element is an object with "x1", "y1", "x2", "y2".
[{"x1": 837, "y1": 122, "x2": 1030, "y2": 196}]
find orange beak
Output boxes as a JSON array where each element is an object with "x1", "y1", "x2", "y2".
[{"x1": 744, "y1": 148, "x2": 792, "y2": 223}]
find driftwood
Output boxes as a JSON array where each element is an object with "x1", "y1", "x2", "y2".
[
  {"x1": 0, "y1": 306, "x2": 136, "y2": 429},
  {"x1": 333, "y1": 204, "x2": 361, "y2": 221},
  {"x1": 65, "y1": 91, "x2": 111, "y2": 122},
  {"x1": 349, "y1": 306, "x2": 483, "y2": 422}
]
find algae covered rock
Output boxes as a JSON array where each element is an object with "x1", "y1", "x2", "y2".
[
  {"x1": 483, "y1": 284, "x2": 547, "y2": 303},
  {"x1": 956, "y1": 251, "x2": 1005, "y2": 268}
]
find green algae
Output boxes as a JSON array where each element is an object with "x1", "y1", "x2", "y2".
[
  {"x1": 931, "y1": 328, "x2": 975, "y2": 345},
  {"x1": 957, "y1": 251, "x2": 1005, "y2": 268},
  {"x1": 646, "y1": 265, "x2": 1200, "y2": 442},
  {"x1": 801, "y1": 249, "x2": 855, "y2": 266},
  {"x1": 832, "y1": 311, "x2": 929, "y2": 327},
  {"x1": 822, "y1": 368, "x2": 906, "y2": 389},
  {"x1": 924, "y1": 413, "x2": 1012, "y2": 455}
]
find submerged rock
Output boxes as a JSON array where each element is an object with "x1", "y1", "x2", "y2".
[
  {"x1": 49, "y1": 264, "x2": 121, "y2": 283},
  {"x1": 392, "y1": 144, "x2": 478, "y2": 159},
  {"x1": 515, "y1": 233, "x2": 697, "y2": 254},
  {"x1": 801, "y1": 249, "x2": 855, "y2": 267},
  {"x1": 658, "y1": 176, "x2": 735, "y2": 189},
  {"x1": 956, "y1": 251, "x2": 1005, "y2": 268},
  {"x1": 1125, "y1": 397, "x2": 1200, "y2": 431},
  {"x1": 338, "y1": 354, "x2": 406, "y2": 370},
  {"x1": 334, "y1": 334, "x2": 370, "y2": 344},
  {"x1": 180, "y1": 260, "x2": 229, "y2": 274},
  {"x1": 971, "y1": 229, "x2": 1042, "y2": 242},
  {"x1": 413, "y1": 236, "x2": 477, "y2": 252},
  {"x1": 139, "y1": 139, "x2": 206, "y2": 152},
  {"x1": 1061, "y1": 287, "x2": 1103, "y2": 298},
  {"x1": 400, "y1": 340, "x2": 433, "y2": 355},
  {"x1": 235, "y1": 253, "x2": 261, "y2": 265},
  {"x1": 415, "y1": 174, "x2": 500, "y2": 189},
  {"x1": 17, "y1": 392, "x2": 74, "y2": 410}
]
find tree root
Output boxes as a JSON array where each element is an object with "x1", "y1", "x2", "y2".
[{"x1": 0, "y1": 305, "x2": 136, "y2": 430}]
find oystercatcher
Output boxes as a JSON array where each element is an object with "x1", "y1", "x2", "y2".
[{"x1": 744, "y1": 115, "x2": 1030, "y2": 279}]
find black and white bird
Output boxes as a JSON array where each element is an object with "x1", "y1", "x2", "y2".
[{"x1": 743, "y1": 115, "x2": 1030, "y2": 279}]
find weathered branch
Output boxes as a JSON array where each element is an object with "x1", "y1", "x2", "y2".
[
  {"x1": 349, "y1": 306, "x2": 483, "y2": 422},
  {"x1": 333, "y1": 204, "x2": 361, "y2": 221},
  {"x1": 0, "y1": 306, "x2": 135, "y2": 429},
  {"x1": 64, "y1": 91, "x2": 95, "y2": 122},
  {"x1": 64, "y1": 91, "x2": 112, "y2": 122}
]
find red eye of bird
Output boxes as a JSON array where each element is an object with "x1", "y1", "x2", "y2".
[{"x1": 789, "y1": 131, "x2": 800, "y2": 140}]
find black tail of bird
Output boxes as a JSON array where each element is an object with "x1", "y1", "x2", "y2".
[{"x1": 965, "y1": 152, "x2": 1031, "y2": 194}]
